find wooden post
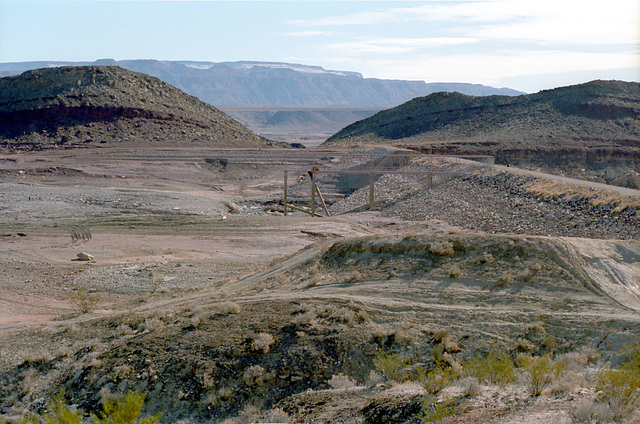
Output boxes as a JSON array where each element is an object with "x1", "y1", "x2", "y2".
[
  {"x1": 369, "y1": 173, "x2": 374, "y2": 209},
  {"x1": 427, "y1": 174, "x2": 432, "y2": 187},
  {"x1": 314, "y1": 182, "x2": 330, "y2": 217},
  {"x1": 283, "y1": 170, "x2": 288, "y2": 216},
  {"x1": 309, "y1": 171, "x2": 316, "y2": 217}
]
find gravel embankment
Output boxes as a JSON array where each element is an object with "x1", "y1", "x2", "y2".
[{"x1": 330, "y1": 166, "x2": 640, "y2": 240}]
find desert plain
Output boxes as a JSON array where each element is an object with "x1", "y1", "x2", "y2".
[{"x1": 0, "y1": 143, "x2": 638, "y2": 424}]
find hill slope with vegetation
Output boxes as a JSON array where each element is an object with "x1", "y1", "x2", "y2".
[
  {"x1": 325, "y1": 80, "x2": 640, "y2": 187},
  {"x1": 0, "y1": 66, "x2": 282, "y2": 151}
]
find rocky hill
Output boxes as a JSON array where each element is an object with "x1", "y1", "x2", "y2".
[
  {"x1": 0, "y1": 66, "x2": 282, "y2": 151},
  {"x1": 325, "y1": 80, "x2": 640, "y2": 188},
  {"x1": 0, "y1": 60, "x2": 523, "y2": 108}
]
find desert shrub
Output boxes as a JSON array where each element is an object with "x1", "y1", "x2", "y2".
[
  {"x1": 69, "y1": 287, "x2": 100, "y2": 314},
  {"x1": 21, "y1": 349, "x2": 53, "y2": 366},
  {"x1": 21, "y1": 390, "x2": 83, "y2": 424},
  {"x1": 421, "y1": 395, "x2": 459, "y2": 423},
  {"x1": 326, "y1": 306, "x2": 356, "y2": 323},
  {"x1": 458, "y1": 377, "x2": 482, "y2": 397},
  {"x1": 596, "y1": 345, "x2": 640, "y2": 420},
  {"x1": 251, "y1": 332, "x2": 275, "y2": 353},
  {"x1": 328, "y1": 373, "x2": 358, "y2": 390},
  {"x1": 418, "y1": 362, "x2": 456, "y2": 395},
  {"x1": 571, "y1": 399, "x2": 614, "y2": 423},
  {"x1": 243, "y1": 365, "x2": 267, "y2": 386},
  {"x1": 432, "y1": 329, "x2": 450, "y2": 343},
  {"x1": 213, "y1": 301, "x2": 241, "y2": 315},
  {"x1": 22, "y1": 390, "x2": 160, "y2": 424},
  {"x1": 221, "y1": 404, "x2": 289, "y2": 424},
  {"x1": 429, "y1": 241, "x2": 454, "y2": 256},
  {"x1": 372, "y1": 350, "x2": 410, "y2": 382},
  {"x1": 463, "y1": 351, "x2": 517, "y2": 386},
  {"x1": 92, "y1": 390, "x2": 161, "y2": 424},
  {"x1": 138, "y1": 318, "x2": 163, "y2": 333},
  {"x1": 521, "y1": 354, "x2": 558, "y2": 396},
  {"x1": 448, "y1": 264, "x2": 462, "y2": 278},
  {"x1": 515, "y1": 337, "x2": 535, "y2": 352}
]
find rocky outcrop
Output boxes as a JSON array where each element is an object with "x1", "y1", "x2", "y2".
[
  {"x1": 324, "y1": 80, "x2": 640, "y2": 187},
  {"x1": 0, "y1": 66, "x2": 284, "y2": 151}
]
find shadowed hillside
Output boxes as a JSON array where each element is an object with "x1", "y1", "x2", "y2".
[
  {"x1": 325, "y1": 80, "x2": 640, "y2": 187},
  {"x1": 0, "y1": 66, "x2": 283, "y2": 151}
]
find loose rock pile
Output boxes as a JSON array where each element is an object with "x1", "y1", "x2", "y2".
[{"x1": 330, "y1": 165, "x2": 640, "y2": 240}]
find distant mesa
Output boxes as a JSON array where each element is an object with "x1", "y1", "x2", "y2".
[
  {"x1": 0, "y1": 59, "x2": 524, "y2": 108},
  {"x1": 0, "y1": 66, "x2": 282, "y2": 151}
]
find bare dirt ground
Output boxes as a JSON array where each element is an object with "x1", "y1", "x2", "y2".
[{"x1": 1, "y1": 147, "x2": 639, "y2": 423}]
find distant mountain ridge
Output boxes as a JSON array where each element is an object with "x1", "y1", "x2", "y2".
[
  {"x1": 0, "y1": 59, "x2": 524, "y2": 108},
  {"x1": 0, "y1": 66, "x2": 280, "y2": 151}
]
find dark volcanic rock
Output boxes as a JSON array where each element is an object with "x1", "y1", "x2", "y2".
[{"x1": 0, "y1": 66, "x2": 282, "y2": 151}]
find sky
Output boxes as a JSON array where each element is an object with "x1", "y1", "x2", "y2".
[{"x1": 0, "y1": 0, "x2": 638, "y2": 93}]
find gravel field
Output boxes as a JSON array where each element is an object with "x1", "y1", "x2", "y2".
[{"x1": 330, "y1": 160, "x2": 640, "y2": 240}]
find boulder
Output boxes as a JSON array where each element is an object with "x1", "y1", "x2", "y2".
[{"x1": 76, "y1": 252, "x2": 94, "y2": 261}]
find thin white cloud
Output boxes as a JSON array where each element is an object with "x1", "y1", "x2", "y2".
[
  {"x1": 326, "y1": 37, "x2": 477, "y2": 54},
  {"x1": 290, "y1": 9, "x2": 401, "y2": 27},
  {"x1": 361, "y1": 50, "x2": 640, "y2": 85},
  {"x1": 294, "y1": 0, "x2": 639, "y2": 47},
  {"x1": 466, "y1": 0, "x2": 640, "y2": 46},
  {"x1": 285, "y1": 31, "x2": 331, "y2": 37}
]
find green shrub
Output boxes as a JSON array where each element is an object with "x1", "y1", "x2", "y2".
[
  {"x1": 372, "y1": 350, "x2": 410, "y2": 382},
  {"x1": 92, "y1": 390, "x2": 161, "y2": 424},
  {"x1": 522, "y1": 355, "x2": 555, "y2": 396},
  {"x1": 596, "y1": 346, "x2": 640, "y2": 420},
  {"x1": 69, "y1": 287, "x2": 101, "y2": 314},
  {"x1": 21, "y1": 390, "x2": 82, "y2": 424},
  {"x1": 21, "y1": 390, "x2": 161, "y2": 424},
  {"x1": 418, "y1": 362, "x2": 456, "y2": 395},
  {"x1": 421, "y1": 395, "x2": 459, "y2": 423},
  {"x1": 463, "y1": 351, "x2": 517, "y2": 386}
]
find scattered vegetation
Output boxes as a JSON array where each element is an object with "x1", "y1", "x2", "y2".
[
  {"x1": 527, "y1": 178, "x2": 640, "y2": 211},
  {"x1": 428, "y1": 240, "x2": 454, "y2": 256},
  {"x1": 373, "y1": 350, "x2": 410, "y2": 382},
  {"x1": 518, "y1": 354, "x2": 565, "y2": 396},
  {"x1": 328, "y1": 373, "x2": 358, "y2": 390},
  {"x1": 463, "y1": 351, "x2": 517, "y2": 386},
  {"x1": 20, "y1": 390, "x2": 160, "y2": 424},
  {"x1": 418, "y1": 362, "x2": 456, "y2": 395},
  {"x1": 91, "y1": 390, "x2": 161, "y2": 424},
  {"x1": 68, "y1": 287, "x2": 101, "y2": 314},
  {"x1": 21, "y1": 391, "x2": 82, "y2": 424},
  {"x1": 421, "y1": 396, "x2": 460, "y2": 423},
  {"x1": 595, "y1": 345, "x2": 640, "y2": 420},
  {"x1": 251, "y1": 332, "x2": 275, "y2": 353}
]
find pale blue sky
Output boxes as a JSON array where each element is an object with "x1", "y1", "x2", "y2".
[{"x1": 0, "y1": 0, "x2": 638, "y2": 92}]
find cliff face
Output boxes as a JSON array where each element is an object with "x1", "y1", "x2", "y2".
[{"x1": 0, "y1": 66, "x2": 281, "y2": 151}]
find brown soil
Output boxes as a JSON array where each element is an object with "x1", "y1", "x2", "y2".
[{"x1": 1, "y1": 146, "x2": 639, "y2": 423}]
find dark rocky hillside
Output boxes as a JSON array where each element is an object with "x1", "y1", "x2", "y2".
[
  {"x1": 0, "y1": 66, "x2": 282, "y2": 151},
  {"x1": 325, "y1": 80, "x2": 640, "y2": 188}
]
